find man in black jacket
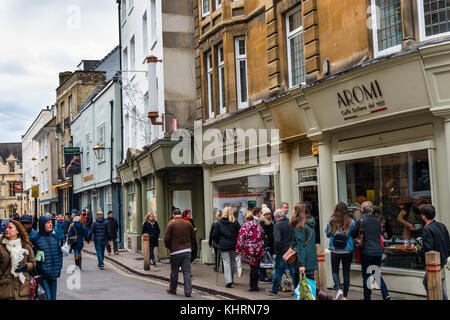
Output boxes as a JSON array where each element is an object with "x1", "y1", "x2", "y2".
[
  {"x1": 266, "y1": 209, "x2": 296, "y2": 295},
  {"x1": 88, "y1": 211, "x2": 111, "y2": 270},
  {"x1": 106, "y1": 210, "x2": 119, "y2": 255},
  {"x1": 416, "y1": 204, "x2": 450, "y2": 300}
]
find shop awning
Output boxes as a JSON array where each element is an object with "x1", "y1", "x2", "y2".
[{"x1": 52, "y1": 182, "x2": 72, "y2": 189}]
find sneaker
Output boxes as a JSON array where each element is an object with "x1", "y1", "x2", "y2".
[
  {"x1": 167, "y1": 289, "x2": 176, "y2": 295},
  {"x1": 185, "y1": 293, "x2": 191, "y2": 297},
  {"x1": 114, "y1": 252, "x2": 119, "y2": 255},
  {"x1": 336, "y1": 289, "x2": 344, "y2": 300},
  {"x1": 342, "y1": 297, "x2": 347, "y2": 300},
  {"x1": 249, "y1": 287, "x2": 260, "y2": 292},
  {"x1": 384, "y1": 295, "x2": 391, "y2": 300},
  {"x1": 265, "y1": 288, "x2": 277, "y2": 296},
  {"x1": 259, "y1": 277, "x2": 272, "y2": 283},
  {"x1": 153, "y1": 260, "x2": 156, "y2": 266},
  {"x1": 99, "y1": 266, "x2": 105, "y2": 270},
  {"x1": 225, "y1": 283, "x2": 232, "y2": 288}
]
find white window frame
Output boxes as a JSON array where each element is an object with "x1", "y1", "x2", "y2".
[
  {"x1": 130, "y1": 36, "x2": 136, "y2": 73},
  {"x1": 218, "y1": 44, "x2": 226, "y2": 115},
  {"x1": 216, "y1": 0, "x2": 222, "y2": 10},
  {"x1": 417, "y1": 0, "x2": 450, "y2": 41},
  {"x1": 202, "y1": 0, "x2": 210, "y2": 18},
  {"x1": 235, "y1": 36, "x2": 249, "y2": 109},
  {"x1": 40, "y1": 137, "x2": 44, "y2": 160},
  {"x1": 97, "y1": 123, "x2": 105, "y2": 163},
  {"x1": 286, "y1": 7, "x2": 305, "y2": 88},
  {"x1": 85, "y1": 133, "x2": 90, "y2": 170},
  {"x1": 142, "y1": 11, "x2": 148, "y2": 57},
  {"x1": 371, "y1": 0, "x2": 402, "y2": 58},
  {"x1": 61, "y1": 102, "x2": 65, "y2": 131},
  {"x1": 69, "y1": 95, "x2": 73, "y2": 122},
  {"x1": 44, "y1": 133, "x2": 48, "y2": 157},
  {"x1": 45, "y1": 169, "x2": 48, "y2": 193},
  {"x1": 150, "y1": 0, "x2": 157, "y2": 44},
  {"x1": 206, "y1": 51, "x2": 214, "y2": 118}
]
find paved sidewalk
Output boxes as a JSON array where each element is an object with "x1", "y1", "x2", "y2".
[{"x1": 83, "y1": 243, "x2": 390, "y2": 300}]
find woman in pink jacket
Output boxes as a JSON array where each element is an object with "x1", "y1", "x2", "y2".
[{"x1": 236, "y1": 211, "x2": 265, "y2": 292}]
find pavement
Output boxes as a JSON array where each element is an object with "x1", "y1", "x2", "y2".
[{"x1": 82, "y1": 243, "x2": 390, "y2": 300}]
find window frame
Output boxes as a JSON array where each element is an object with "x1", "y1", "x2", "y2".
[
  {"x1": 286, "y1": 7, "x2": 306, "y2": 88},
  {"x1": 97, "y1": 122, "x2": 106, "y2": 163},
  {"x1": 417, "y1": 0, "x2": 450, "y2": 41},
  {"x1": 215, "y1": 0, "x2": 222, "y2": 10},
  {"x1": 218, "y1": 44, "x2": 226, "y2": 115},
  {"x1": 206, "y1": 51, "x2": 214, "y2": 118},
  {"x1": 234, "y1": 36, "x2": 249, "y2": 109},
  {"x1": 85, "y1": 133, "x2": 90, "y2": 170},
  {"x1": 202, "y1": 0, "x2": 211, "y2": 18},
  {"x1": 44, "y1": 133, "x2": 48, "y2": 158},
  {"x1": 69, "y1": 95, "x2": 73, "y2": 122},
  {"x1": 371, "y1": 0, "x2": 403, "y2": 58}
]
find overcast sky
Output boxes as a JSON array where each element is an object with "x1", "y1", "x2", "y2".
[{"x1": 0, "y1": 0, "x2": 118, "y2": 143}]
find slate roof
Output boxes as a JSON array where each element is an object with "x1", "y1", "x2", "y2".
[{"x1": 0, "y1": 143, "x2": 22, "y2": 163}]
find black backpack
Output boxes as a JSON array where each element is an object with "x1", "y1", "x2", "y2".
[{"x1": 333, "y1": 227, "x2": 348, "y2": 249}]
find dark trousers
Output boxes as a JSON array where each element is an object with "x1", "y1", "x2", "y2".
[
  {"x1": 213, "y1": 248, "x2": 219, "y2": 270},
  {"x1": 42, "y1": 279, "x2": 58, "y2": 300},
  {"x1": 169, "y1": 252, "x2": 192, "y2": 295},
  {"x1": 331, "y1": 252, "x2": 353, "y2": 297},
  {"x1": 360, "y1": 254, "x2": 389, "y2": 300},
  {"x1": 106, "y1": 238, "x2": 118, "y2": 253},
  {"x1": 150, "y1": 243, "x2": 157, "y2": 261},
  {"x1": 250, "y1": 265, "x2": 259, "y2": 290}
]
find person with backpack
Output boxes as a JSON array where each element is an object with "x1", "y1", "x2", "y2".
[
  {"x1": 415, "y1": 204, "x2": 450, "y2": 300},
  {"x1": 325, "y1": 202, "x2": 355, "y2": 300},
  {"x1": 67, "y1": 216, "x2": 90, "y2": 269},
  {"x1": 352, "y1": 201, "x2": 390, "y2": 300}
]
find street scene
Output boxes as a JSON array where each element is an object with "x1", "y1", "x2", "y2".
[{"x1": 0, "y1": 0, "x2": 450, "y2": 303}]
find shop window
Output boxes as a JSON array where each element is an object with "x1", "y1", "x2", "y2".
[
  {"x1": 235, "y1": 37, "x2": 248, "y2": 108},
  {"x1": 371, "y1": 0, "x2": 403, "y2": 57},
  {"x1": 337, "y1": 149, "x2": 431, "y2": 270},
  {"x1": 286, "y1": 7, "x2": 305, "y2": 88},
  {"x1": 418, "y1": 0, "x2": 450, "y2": 40},
  {"x1": 212, "y1": 174, "x2": 275, "y2": 219}
]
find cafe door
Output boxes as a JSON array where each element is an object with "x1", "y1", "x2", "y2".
[{"x1": 297, "y1": 168, "x2": 320, "y2": 243}]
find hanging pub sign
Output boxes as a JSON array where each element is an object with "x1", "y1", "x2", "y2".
[
  {"x1": 14, "y1": 182, "x2": 23, "y2": 193},
  {"x1": 31, "y1": 185, "x2": 39, "y2": 198},
  {"x1": 64, "y1": 147, "x2": 81, "y2": 176},
  {"x1": 337, "y1": 80, "x2": 387, "y2": 120},
  {"x1": 311, "y1": 142, "x2": 319, "y2": 157}
]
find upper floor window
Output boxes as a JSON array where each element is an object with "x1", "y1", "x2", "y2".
[
  {"x1": 97, "y1": 123, "x2": 105, "y2": 162},
  {"x1": 69, "y1": 95, "x2": 73, "y2": 122},
  {"x1": 130, "y1": 36, "x2": 136, "y2": 72},
  {"x1": 61, "y1": 102, "x2": 65, "y2": 131},
  {"x1": 85, "y1": 133, "x2": 90, "y2": 170},
  {"x1": 150, "y1": 0, "x2": 157, "y2": 43},
  {"x1": 286, "y1": 7, "x2": 305, "y2": 87},
  {"x1": 121, "y1": 0, "x2": 127, "y2": 23},
  {"x1": 215, "y1": 0, "x2": 222, "y2": 10},
  {"x1": 371, "y1": 0, "x2": 403, "y2": 57},
  {"x1": 142, "y1": 11, "x2": 148, "y2": 56},
  {"x1": 9, "y1": 183, "x2": 15, "y2": 197},
  {"x1": 202, "y1": 0, "x2": 210, "y2": 18},
  {"x1": 218, "y1": 44, "x2": 226, "y2": 115},
  {"x1": 9, "y1": 163, "x2": 14, "y2": 173},
  {"x1": 235, "y1": 37, "x2": 248, "y2": 108},
  {"x1": 206, "y1": 52, "x2": 214, "y2": 118},
  {"x1": 418, "y1": 0, "x2": 450, "y2": 40}
]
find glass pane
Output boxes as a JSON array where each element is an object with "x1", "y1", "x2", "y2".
[
  {"x1": 220, "y1": 66, "x2": 226, "y2": 110},
  {"x1": 219, "y1": 46, "x2": 224, "y2": 63},
  {"x1": 288, "y1": 9, "x2": 302, "y2": 33},
  {"x1": 376, "y1": 0, "x2": 402, "y2": 51},
  {"x1": 289, "y1": 33, "x2": 305, "y2": 86},
  {"x1": 239, "y1": 60, "x2": 247, "y2": 103},
  {"x1": 423, "y1": 0, "x2": 450, "y2": 36},
  {"x1": 336, "y1": 150, "x2": 431, "y2": 270},
  {"x1": 239, "y1": 39, "x2": 245, "y2": 55}
]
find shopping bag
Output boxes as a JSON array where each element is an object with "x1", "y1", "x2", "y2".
[
  {"x1": 294, "y1": 273, "x2": 316, "y2": 300},
  {"x1": 259, "y1": 248, "x2": 275, "y2": 269},
  {"x1": 31, "y1": 276, "x2": 48, "y2": 300},
  {"x1": 61, "y1": 241, "x2": 70, "y2": 257}
]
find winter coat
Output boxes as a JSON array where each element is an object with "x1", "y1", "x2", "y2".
[
  {"x1": 89, "y1": 217, "x2": 111, "y2": 243},
  {"x1": 107, "y1": 217, "x2": 120, "y2": 240},
  {"x1": 260, "y1": 219, "x2": 274, "y2": 249},
  {"x1": 208, "y1": 222, "x2": 219, "y2": 249},
  {"x1": 325, "y1": 219, "x2": 356, "y2": 252},
  {"x1": 54, "y1": 220, "x2": 66, "y2": 240},
  {"x1": 0, "y1": 241, "x2": 36, "y2": 300},
  {"x1": 85, "y1": 213, "x2": 93, "y2": 228},
  {"x1": 294, "y1": 218, "x2": 318, "y2": 271},
  {"x1": 31, "y1": 215, "x2": 63, "y2": 280},
  {"x1": 352, "y1": 214, "x2": 383, "y2": 256},
  {"x1": 67, "y1": 222, "x2": 90, "y2": 251},
  {"x1": 236, "y1": 221, "x2": 265, "y2": 267},
  {"x1": 26, "y1": 228, "x2": 38, "y2": 241},
  {"x1": 142, "y1": 220, "x2": 160, "y2": 246},
  {"x1": 417, "y1": 220, "x2": 450, "y2": 269},
  {"x1": 273, "y1": 217, "x2": 293, "y2": 255},
  {"x1": 213, "y1": 218, "x2": 241, "y2": 252},
  {"x1": 164, "y1": 218, "x2": 195, "y2": 253}
]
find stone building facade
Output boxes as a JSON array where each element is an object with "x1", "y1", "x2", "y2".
[{"x1": 0, "y1": 144, "x2": 23, "y2": 218}]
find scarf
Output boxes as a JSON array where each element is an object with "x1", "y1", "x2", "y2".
[{"x1": 2, "y1": 238, "x2": 29, "y2": 284}]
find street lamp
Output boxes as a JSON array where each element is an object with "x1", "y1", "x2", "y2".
[{"x1": 93, "y1": 141, "x2": 110, "y2": 161}]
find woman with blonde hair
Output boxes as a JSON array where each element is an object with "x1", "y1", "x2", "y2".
[
  {"x1": 236, "y1": 211, "x2": 265, "y2": 291},
  {"x1": 142, "y1": 212, "x2": 160, "y2": 265},
  {"x1": 0, "y1": 220, "x2": 36, "y2": 300},
  {"x1": 259, "y1": 207, "x2": 274, "y2": 283},
  {"x1": 213, "y1": 206, "x2": 241, "y2": 288}
]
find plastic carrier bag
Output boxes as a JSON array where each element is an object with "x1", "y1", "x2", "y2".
[
  {"x1": 294, "y1": 273, "x2": 316, "y2": 301},
  {"x1": 259, "y1": 248, "x2": 275, "y2": 269}
]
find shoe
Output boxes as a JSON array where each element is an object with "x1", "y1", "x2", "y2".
[
  {"x1": 114, "y1": 252, "x2": 119, "y2": 255},
  {"x1": 179, "y1": 267, "x2": 182, "y2": 272},
  {"x1": 226, "y1": 283, "x2": 232, "y2": 288},
  {"x1": 99, "y1": 266, "x2": 104, "y2": 270},
  {"x1": 153, "y1": 260, "x2": 156, "y2": 266},
  {"x1": 336, "y1": 289, "x2": 344, "y2": 300},
  {"x1": 342, "y1": 297, "x2": 347, "y2": 300},
  {"x1": 384, "y1": 295, "x2": 391, "y2": 300},
  {"x1": 259, "y1": 277, "x2": 272, "y2": 283},
  {"x1": 185, "y1": 293, "x2": 191, "y2": 297},
  {"x1": 237, "y1": 267, "x2": 242, "y2": 278},
  {"x1": 249, "y1": 287, "x2": 260, "y2": 292},
  {"x1": 167, "y1": 289, "x2": 176, "y2": 295},
  {"x1": 265, "y1": 288, "x2": 277, "y2": 296}
]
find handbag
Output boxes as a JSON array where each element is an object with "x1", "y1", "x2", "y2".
[
  {"x1": 68, "y1": 226, "x2": 77, "y2": 245},
  {"x1": 283, "y1": 227, "x2": 313, "y2": 265},
  {"x1": 353, "y1": 218, "x2": 364, "y2": 250}
]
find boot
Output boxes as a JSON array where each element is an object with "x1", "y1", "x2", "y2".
[{"x1": 78, "y1": 255, "x2": 82, "y2": 270}]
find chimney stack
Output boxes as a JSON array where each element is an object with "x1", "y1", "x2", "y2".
[{"x1": 59, "y1": 71, "x2": 73, "y2": 85}]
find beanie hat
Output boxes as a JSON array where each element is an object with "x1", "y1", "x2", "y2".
[{"x1": 262, "y1": 207, "x2": 272, "y2": 215}]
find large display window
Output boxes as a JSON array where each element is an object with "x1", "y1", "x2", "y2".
[
  {"x1": 212, "y1": 174, "x2": 275, "y2": 218},
  {"x1": 337, "y1": 149, "x2": 431, "y2": 270}
]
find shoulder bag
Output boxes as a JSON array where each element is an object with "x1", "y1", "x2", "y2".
[
  {"x1": 283, "y1": 227, "x2": 313, "y2": 265},
  {"x1": 353, "y1": 219, "x2": 364, "y2": 250}
]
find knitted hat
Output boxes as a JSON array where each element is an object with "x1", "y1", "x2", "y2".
[{"x1": 262, "y1": 207, "x2": 272, "y2": 215}]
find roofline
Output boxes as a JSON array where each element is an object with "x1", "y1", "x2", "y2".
[
  {"x1": 55, "y1": 70, "x2": 106, "y2": 92},
  {"x1": 21, "y1": 109, "x2": 51, "y2": 140}
]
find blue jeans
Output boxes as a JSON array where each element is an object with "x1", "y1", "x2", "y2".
[
  {"x1": 360, "y1": 254, "x2": 389, "y2": 300},
  {"x1": 271, "y1": 254, "x2": 296, "y2": 294},
  {"x1": 42, "y1": 279, "x2": 57, "y2": 300},
  {"x1": 94, "y1": 241, "x2": 106, "y2": 267}
]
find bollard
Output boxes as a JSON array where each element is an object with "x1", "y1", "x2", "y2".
[
  {"x1": 316, "y1": 244, "x2": 327, "y2": 293},
  {"x1": 142, "y1": 234, "x2": 150, "y2": 271},
  {"x1": 425, "y1": 251, "x2": 442, "y2": 300}
]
